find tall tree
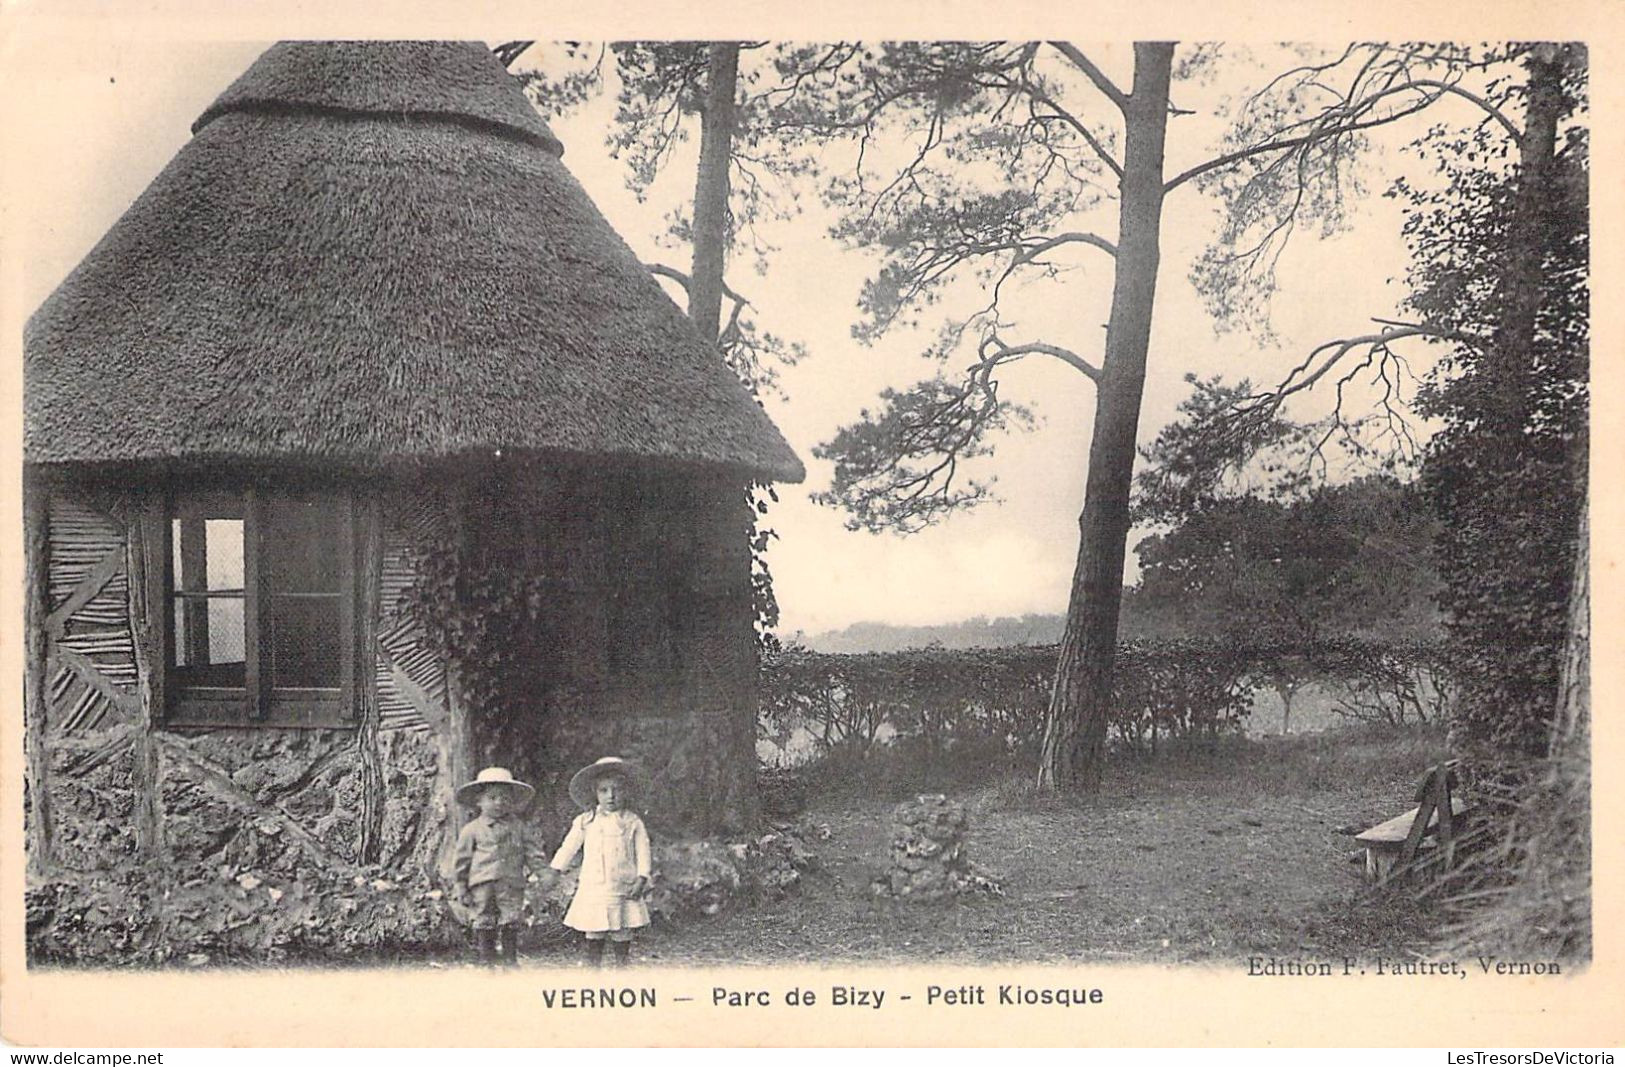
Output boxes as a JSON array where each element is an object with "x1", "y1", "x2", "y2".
[
  {"x1": 1035, "y1": 45, "x2": 1173, "y2": 790},
  {"x1": 795, "y1": 43, "x2": 1478, "y2": 789},
  {"x1": 1393, "y1": 49, "x2": 1590, "y2": 963}
]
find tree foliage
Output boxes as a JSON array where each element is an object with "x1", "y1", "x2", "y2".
[
  {"x1": 1402, "y1": 46, "x2": 1589, "y2": 758},
  {"x1": 1133, "y1": 473, "x2": 1441, "y2": 645},
  {"x1": 813, "y1": 377, "x2": 1033, "y2": 533},
  {"x1": 1129, "y1": 371, "x2": 1448, "y2": 736},
  {"x1": 796, "y1": 44, "x2": 1484, "y2": 525}
]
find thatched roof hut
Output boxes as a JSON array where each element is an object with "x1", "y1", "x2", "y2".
[
  {"x1": 24, "y1": 40, "x2": 803, "y2": 483},
  {"x1": 23, "y1": 41, "x2": 801, "y2": 964}
]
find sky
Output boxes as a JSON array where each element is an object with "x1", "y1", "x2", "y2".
[{"x1": 5, "y1": 33, "x2": 1494, "y2": 639}]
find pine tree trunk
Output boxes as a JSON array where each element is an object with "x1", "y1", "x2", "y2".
[
  {"x1": 690, "y1": 42, "x2": 740, "y2": 345},
  {"x1": 685, "y1": 42, "x2": 763, "y2": 832},
  {"x1": 1038, "y1": 43, "x2": 1174, "y2": 792}
]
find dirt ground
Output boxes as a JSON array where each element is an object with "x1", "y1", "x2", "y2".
[{"x1": 604, "y1": 726, "x2": 1450, "y2": 967}]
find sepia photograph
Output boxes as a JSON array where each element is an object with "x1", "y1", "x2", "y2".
[{"x1": 0, "y1": 7, "x2": 1614, "y2": 1050}]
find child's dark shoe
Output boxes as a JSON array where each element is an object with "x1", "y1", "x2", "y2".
[
  {"x1": 499, "y1": 925, "x2": 521, "y2": 966},
  {"x1": 475, "y1": 927, "x2": 499, "y2": 966}
]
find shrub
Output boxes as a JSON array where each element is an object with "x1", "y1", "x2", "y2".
[
  {"x1": 759, "y1": 639, "x2": 1261, "y2": 791},
  {"x1": 759, "y1": 638, "x2": 1460, "y2": 797}
]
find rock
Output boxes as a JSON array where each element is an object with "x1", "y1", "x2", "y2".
[
  {"x1": 874, "y1": 796, "x2": 1002, "y2": 903},
  {"x1": 642, "y1": 840, "x2": 742, "y2": 921}
]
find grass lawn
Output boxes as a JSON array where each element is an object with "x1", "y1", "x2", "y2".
[{"x1": 612, "y1": 725, "x2": 1452, "y2": 967}]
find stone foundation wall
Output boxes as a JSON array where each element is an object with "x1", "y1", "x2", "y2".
[{"x1": 46, "y1": 736, "x2": 140, "y2": 872}]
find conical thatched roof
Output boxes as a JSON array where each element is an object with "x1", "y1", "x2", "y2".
[{"x1": 25, "y1": 41, "x2": 804, "y2": 482}]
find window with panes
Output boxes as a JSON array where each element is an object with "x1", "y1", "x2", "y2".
[{"x1": 164, "y1": 489, "x2": 356, "y2": 727}]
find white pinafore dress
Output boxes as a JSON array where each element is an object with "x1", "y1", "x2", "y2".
[{"x1": 550, "y1": 808, "x2": 652, "y2": 933}]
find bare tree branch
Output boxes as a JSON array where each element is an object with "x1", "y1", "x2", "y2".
[
  {"x1": 1401, "y1": 78, "x2": 1521, "y2": 138},
  {"x1": 1245, "y1": 44, "x2": 1364, "y2": 111},
  {"x1": 645, "y1": 262, "x2": 752, "y2": 309},
  {"x1": 1017, "y1": 231, "x2": 1118, "y2": 262},
  {"x1": 979, "y1": 334, "x2": 1102, "y2": 380},
  {"x1": 1017, "y1": 80, "x2": 1124, "y2": 177},
  {"x1": 1258, "y1": 324, "x2": 1473, "y2": 412},
  {"x1": 1047, "y1": 42, "x2": 1130, "y2": 112}
]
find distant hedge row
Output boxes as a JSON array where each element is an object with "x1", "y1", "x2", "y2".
[{"x1": 758, "y1": 638, "x2": 1454, "y2": 766}]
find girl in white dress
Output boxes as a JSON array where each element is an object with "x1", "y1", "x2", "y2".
[{"x1": 546, "y1": 757, "x2": 652, "y2": 967}]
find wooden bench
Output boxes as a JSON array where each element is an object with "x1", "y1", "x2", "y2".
[{"x1": 1355, "y1": 761, "x2": 1474, "y2": 884}]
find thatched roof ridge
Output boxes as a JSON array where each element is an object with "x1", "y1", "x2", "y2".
[
  {"x1": 26, "y1": 41, "x2": 804, "y2": 483},
  {"x1": 194, "y1": 41, "x2": 566, "y2": 156}
]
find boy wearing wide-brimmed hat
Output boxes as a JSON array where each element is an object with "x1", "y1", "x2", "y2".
[
  {"x1": 542, "y1": 756, "x2": 653, "y2": 967},
  {"x1": 453, "y1": 767, "x2": 541, "y2": 966}
]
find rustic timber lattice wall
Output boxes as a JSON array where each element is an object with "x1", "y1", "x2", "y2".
[
  {"x1": 36, "y1": 494, "x2": 141, "y2": 871},
  {"x1": 30, "y1": 481, "x2": 453, "y2": 879},
  {"x1": 25, "y1": 479, "x2": 461, "y2": 961}
]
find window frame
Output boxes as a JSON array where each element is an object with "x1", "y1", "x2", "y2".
[{"x1": 159, "y1": 485, "x2": 358, "y2": 729}]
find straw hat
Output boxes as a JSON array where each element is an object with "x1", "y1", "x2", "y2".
[
  {"x1": 456, "y1": 766, "x2": 535, "y2": 809},
  {"x1": 568, "y1": 757, "x2": 643, "y2": 810}
]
